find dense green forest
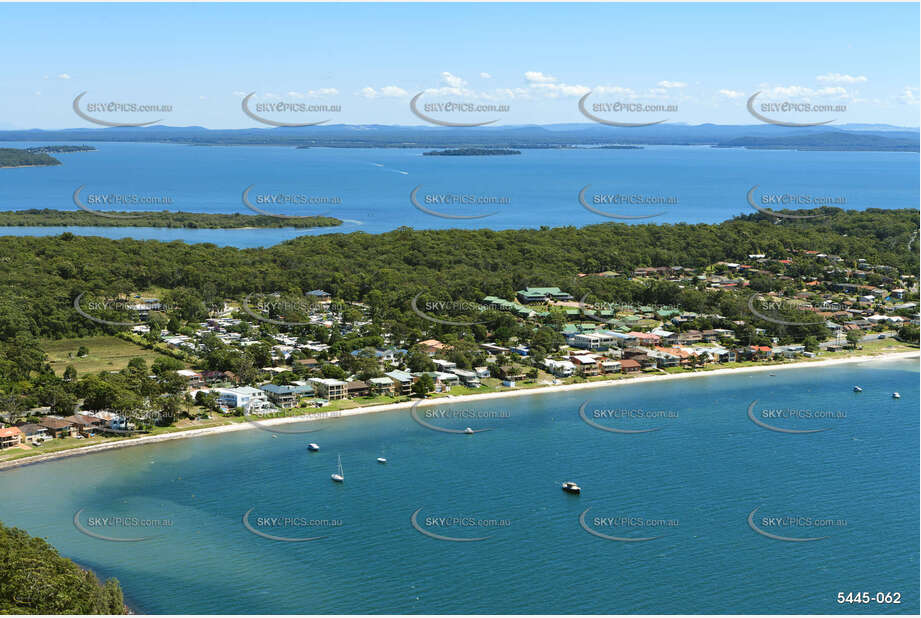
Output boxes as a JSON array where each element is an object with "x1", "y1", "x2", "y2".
[
  {"x1": 0, "y1": 521, "x2": 126, "y2": 614},
  {"x1": 0, "y1": 148, "x2": 60, "y2": 168},
  {"x1": 0, "y1": 209, "x2": 342, "y2": 229}
]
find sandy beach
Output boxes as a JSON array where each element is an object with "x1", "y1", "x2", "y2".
[{"x1": 1, "y1": 349, "x2": 917, "y2": 471}]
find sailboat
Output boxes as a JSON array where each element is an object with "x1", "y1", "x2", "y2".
[{"x1": 331, "y1": 455, "x2": 344, "y2": 483}]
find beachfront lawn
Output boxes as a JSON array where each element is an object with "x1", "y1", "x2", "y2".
[{"x1": 42, "y1": 335, "x2": 183, "y2": 377}]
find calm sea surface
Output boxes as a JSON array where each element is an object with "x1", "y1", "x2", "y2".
[
  {"x1": 1, "y1": 360, "x2": 917, "y2": 614},
  {"x1": 0, "y1": 142, "x2": 917, "y2": 247}
]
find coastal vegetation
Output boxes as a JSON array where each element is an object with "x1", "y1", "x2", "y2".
[
  {"x1": 25, "y1": 145, "x2": 96, "y2": 154},
  {"x1": 0, "y1": 209, "x2": 342, "y2": 229},
  {"x1": 0, "y1": 148, "x2": 60, "y2": 168},
  {"x1": 423, "y1": 148, "x2": 521, "y2": 156},
  {"x1": 0, "y1": 521, "x2": 126, "y2": 614}
]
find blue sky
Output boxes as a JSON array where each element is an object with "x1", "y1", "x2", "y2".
[{"x1": 1, "y1": 2, "x2": 918, "y2": 129}]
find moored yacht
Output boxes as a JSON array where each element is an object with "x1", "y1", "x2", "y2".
[
  {"x1": 307, "y1": 443, "x2": 320, "y2": 451},
  {"x1": 562, "y1": 481, "x2": 581, "y2": 495},
  {"x1": 331, "y1": 455, "x2": 344, "y2": 482}
]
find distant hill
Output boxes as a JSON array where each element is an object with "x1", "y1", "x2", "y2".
[
  {"x1": 0, "y1": 124, "x2": 917, "y2": 152},
  {"x1": 715, "y1": 130, "x2": 919, "y2": 152}
]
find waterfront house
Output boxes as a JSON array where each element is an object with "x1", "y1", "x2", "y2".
[
  {"x1": 64, "y1": 414, "x2": 106, "y2": 437},
  {"x1": 16, "y1": 423, "x2": 49, "y2": 445},
  {"x1": 259, "y1": 384, "x2": 314, "y2": 408},
  {"x1": 308, "y1": 378, "x2": 347, "y2": 401},
  {"x1": 346, "y1": 380, "x2": 371, "y2": 398},
  {"x1": 570, "y1": 355, "x2": 601, "y2": 377},
  {"x1": 543, "y1": 358, "x2": 576, "y2": 378},
  {"x1": 38, "y1": 417, "x2": 77, "y2": 439},
  {"x1": 0, "y1": 426, "x2": 23, "y2": 449},
  {"x1": 385, "y1": 370, "x2": 415, "y2": 396},
  {"x1": 216, "y1": 386, "x2": 269, "y2": 411},
  {"x1": 368, "y1": 376, "x2": 396, "y2": 396},
  {"x1": 619, "y1": 359, "x2": 642, "y2": 373},
  {"x1": 449, "y1": 368, "x2": 481, "y2": 387}
]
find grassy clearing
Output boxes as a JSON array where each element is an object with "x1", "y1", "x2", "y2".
[{"x1": 41, "y1": 335, "x2": 182, "y2": 376}]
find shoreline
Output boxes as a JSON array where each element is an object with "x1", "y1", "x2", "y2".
[{"x1": 1, "y1": 349, "x2": 917, "y2": 472}]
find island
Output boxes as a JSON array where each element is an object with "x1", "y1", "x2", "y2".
[
  {"x1": 0, "y1": 147, "x2": 61, "y2": 168},
  {"x1": 422, "y1": 148, "x2": 521, "y2": 156},
  {"x1": 0, "y1": 209, "x2": 342, "y2": 229},
  {"x1": 25, "y1": 144, "x2": 96, "y2": 154}
]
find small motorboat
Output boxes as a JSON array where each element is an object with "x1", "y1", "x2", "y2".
[
  {"x1": 331, "y1": 455, "x2": 344, "y2": 483},
  {"x1": 463, "y1": 427, "x2": 474, "y2": 435},
  {"x1": 377, "y1": 457, "x2": 387, "y2": 464},
  {"x1": 853, "y1": 386, "x2": 863, "y2": 392},
  {"x1": 561, "y1": 482, "x2": 581, "y2": 495},
  {"x1": 892, "y1": 392, "x2": 901, "y2": 399},
  {"x1": 307, "y1": 443, "x2": 320, "y2": 451}
]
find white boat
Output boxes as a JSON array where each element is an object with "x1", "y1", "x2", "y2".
[
  {"x1": 377, "y1": 457, "x2": 387, "y2": 464},
  {"x1": 307, "y1": 443, "x2": 319, "y2": 451},
  {"x1": 463, "y1": 427, "x2": 474, "y2": 434},
  {"x1": 562, "y1": 481, "x2": 581, "y2": 495},
  {"x1": 853, "y1": 386, "x2": 863, "y2": 392},
  {"x1": 893, "y1": 392, "x2": 901, "y2": 399},
  {"x1": 331, "y1": 455, "x2": 344, "y2": 482}
]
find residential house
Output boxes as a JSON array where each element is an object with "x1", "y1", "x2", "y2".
[
  {"x1": 570, "y1": 355, "x2": 601, "y2": 377},
  {"x1": 543, "y1": 358, "x2": 576, "y2": 378},
  {"x1": 308, "y1": 378, "x2": 347, "y2": 401},
  {"x1": 346, "y1": 380, "x2": 371, "y2": 398},
  {"x1": 64, "y1": 414, "x2": 106, "y2": 437},
  {"x1": 259, "y1": 384, "x2": 314, "y2": 409},
  {"x1": 216, "y1": 386, "x2": 270, "y2": 411},
  {"x1": 16, "y1": 423, "x2": 49, "y2": 445},
  {"x1": 516, "y1": 287, "x2": 573, "y2": 303},
  {"x1": 368, "y1": 377, "x2": 395, "y2": 396},
  {"x1": 417, "y1": 339, "x2": 449, "y2": 356},
  {"x1": 385, "y1": 370, "x2": 416, "y2": 396},
  {"x1": 620, "y1": 359, "x2": 642, "y2": 373},
  {"x1": 449, "y1": 368, "x2": 481, "y2": 387},
  {"x1": 306, "y1": 289, "x2": 332, "y2": 302},
  {"x1": 38, "y1": 417, "x2": 77, "y2": 439},
  {"x1": 0, "y1": 426, "x2": 23, "y2": 449}
]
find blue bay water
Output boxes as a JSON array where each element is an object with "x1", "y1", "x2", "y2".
[
  {"x1": 1, "y1": 360, "x2": 917, "y2": 614},
  {"x1": 0, "y1": 142, "x2": 917, "y2": 247}
]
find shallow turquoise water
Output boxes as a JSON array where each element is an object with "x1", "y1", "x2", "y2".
[
  {"x1": 1, "y1": 359, "x2": 918, "y2": 614},
  {"x1": 0, "y1": 142, "x2": 916, "y2": 246}
]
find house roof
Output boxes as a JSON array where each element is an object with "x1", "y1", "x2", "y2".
[
  {"x1": 39, "y1": 417, "x2": 75, "y2": 429},
  {"x1": 0, "y1": 427, "x2": 23, "y2": 438}
]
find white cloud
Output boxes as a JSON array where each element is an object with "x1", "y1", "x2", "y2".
[
  {"x1": 441, "y1": 72, "x2": 466, "y2": 88},
  {"x1": 718, "y1": 89, "x2": 745, "y2": 99},
  {"x1": 57, "y1": 73, "x2": 71, "y2": 80},
  {"x1": 524, "y1": 71, "x2": 557, "y2": 84},
  {"x1": 658, "y1": 80, "x2": 687, "y2": 88},
  {"x1": 358, "y1": 85, "x2": 408, "y2": 99},
  {"x1": 898, "y1": 86, "x2": 920, "y2": 105},
  {"x1": 817, "y1": 73, "x2": 867, "y2": 84},
  {"x1": 480, "y1": 72, "x2": 492, "y2": 79}
]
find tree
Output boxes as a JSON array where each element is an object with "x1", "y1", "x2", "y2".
[
  {"x1": 897, "y1": 324, "x2": 919, "y2": 344},
  {"x1": 63, "y1": 365, "x2": 77, "y2": 382},
  {"x1": 845, "y1": 329, "x2": 864, "y2": 348},
  {"x1": 76, "y1": 345, "x2": 89, "y2": 357},
  {"x1": 412, "y1": 373, "x2": 434, "y2": 398}
]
